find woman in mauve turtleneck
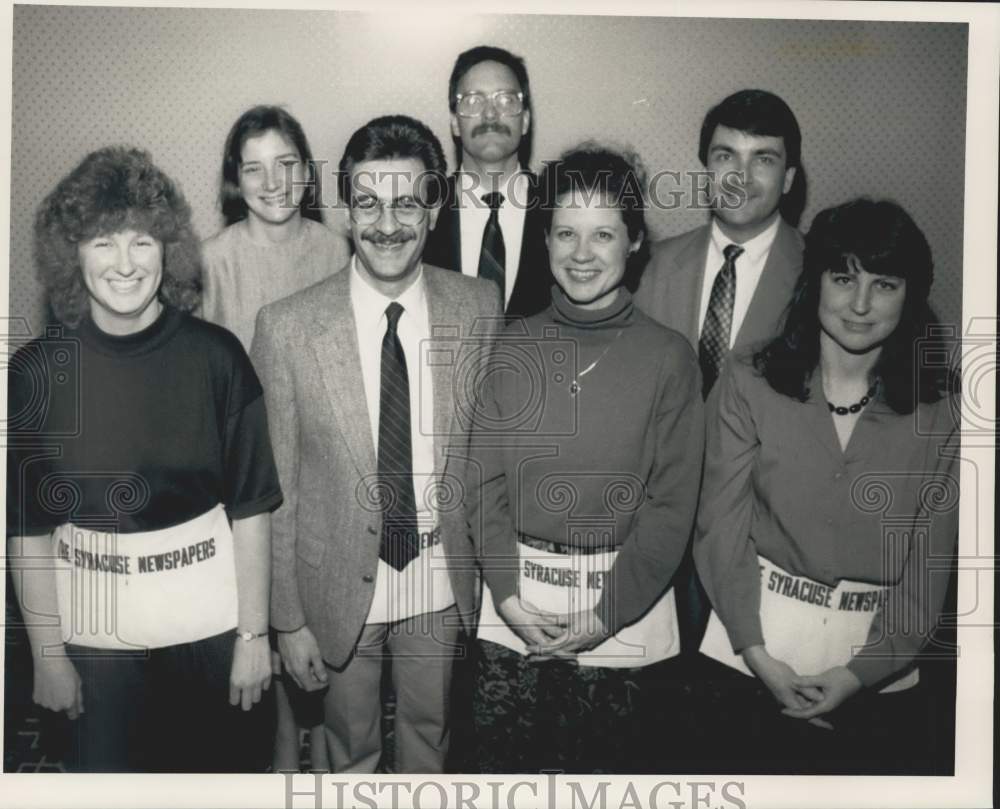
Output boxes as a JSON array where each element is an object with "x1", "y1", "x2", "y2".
[{"x1": 468, "y1": 144, "x2": 704, "y2": 773}]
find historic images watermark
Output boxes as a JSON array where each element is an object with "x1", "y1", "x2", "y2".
[{"x1": 283, "y1": 771, "x2": 749, "y2": 809}]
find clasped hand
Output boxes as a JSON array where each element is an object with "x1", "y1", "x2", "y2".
[
  {"x1": 742, "y1": 646, "x2": 862, "y2": 730},
  {"x1": 496, "y1": 596, "x2": 609, "y2": 662}
]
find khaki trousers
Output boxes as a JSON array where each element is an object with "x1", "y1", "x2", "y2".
[{"x1": 322, "y1": 605, "x2": 460, "y2": 773}]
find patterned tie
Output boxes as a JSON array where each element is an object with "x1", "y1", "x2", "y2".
[
  {"x1": 377, "y1": 302, "x2": 419, "y2": 571},
  {"x1": 698, "y1": 243, "x2": 744, "y2": 398},
  {"x1": 477, "y1": 191, "x2": 506, "y2": 293}
]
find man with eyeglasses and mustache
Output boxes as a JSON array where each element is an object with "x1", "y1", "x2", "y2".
[
  {"x1": 425, "y1": 45, "x2": 552, "y2": 320},
  {"x1": 251, "y1": 115, "x2": 501, "y2": 772}
]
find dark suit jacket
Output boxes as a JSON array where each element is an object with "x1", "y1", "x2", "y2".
[
  {"x1": 634, "y1": 219, "x2": 804, "y2": 352},
  {"x1": 424, "y1": 172, "x2": 552, "y2": 319},
  {"x1": 252, "y1": 265, "x2": 502, "y2": 668}
]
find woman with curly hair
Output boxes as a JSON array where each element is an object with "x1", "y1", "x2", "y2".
[
  {"x1": 200, "y1": 105, "x2": 349, "y2": 352},
  {"x1": 468, "y1": 144, "x2": 704, "y2": 772},
  {"x1": 5, "y1": 146, "x2": 283, "y2": 772},
  {"x1": 694, "y1": 198, "x2": 961, "y2": 773}
]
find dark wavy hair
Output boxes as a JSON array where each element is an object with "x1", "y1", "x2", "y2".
[
  {"x1": 538, "y1": 142, "x2": 650, "y2": 291},
  {"x1": 34, "y1": 146, "x2": 201, "y2": 328},
  {"x1": 699, "y1": 89, "x2": 805, "y2": 225},
  {"x1": 220, "y1": 105, "x2": 323, "y2": 226},
  {"x1": 754, "y1": 198, "x2": 958, "y2": 413},
  {"x1": 448, "y1": 44, "x2": 533, "y2": 167},
  {"x1": 338, "y1": 115, "x2": 447, "y2": 206}
]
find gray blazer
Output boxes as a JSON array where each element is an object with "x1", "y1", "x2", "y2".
[
  {"x1": 634, "y1": 219, "x2": 804, "y2": 352},
  {"x1": 252, "y1": 264, "x2": 502, "y2": 668}
]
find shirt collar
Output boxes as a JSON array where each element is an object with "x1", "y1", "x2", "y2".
[
  {"x1": 349, "y1": 255, "x2": 427, "y2": 329},
  {"x1": 710, "y1": 214, "x2": 781, "y2": 264}
]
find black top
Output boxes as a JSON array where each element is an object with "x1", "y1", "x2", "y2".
[{"x1": 6, "y1": 306, "x2": 283, "y2": 536}]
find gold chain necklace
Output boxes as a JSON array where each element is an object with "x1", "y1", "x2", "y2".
[{"x1": 569, "y1": 329, "x2": 624, "y2": 395}]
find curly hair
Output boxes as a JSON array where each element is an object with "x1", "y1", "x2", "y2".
[
  {"x1": 219, "y1": 105, "x2": 324, "y2": 226},
  {"x1": 754, "y1": 197, "x2": 959, "y2": 413},
  {"x1": 538, "y1": 141, "x2": 650, "y2": 290},
  {"x1": 34, "y1": 146, "x2": 201, "y2": 328}
]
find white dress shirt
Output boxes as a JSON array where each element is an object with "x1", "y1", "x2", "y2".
[
  {"x1": 349, "y1": 258, "x2": 455, "y2": 623},
  {"x1": 697, "y1": 215, "x2": 781, "y2": 347},
  {"x1": 456, "y1": 168, "x2": 529, "y2": 308}
]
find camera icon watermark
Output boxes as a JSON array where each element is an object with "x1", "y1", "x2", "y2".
[
  {"x1": 1, "y1": 321, "x2": 81, "y2": 438},
  {"x1": 914, "y1": 318, "x2": 996, "y2": 440},
  {"x1": 424, "y1": 320, "x2": 581, "y2": 438}
]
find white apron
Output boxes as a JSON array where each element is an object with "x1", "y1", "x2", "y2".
[
  {"x1": 478, "y1": 540, "x2": 679, "y2": 668},
  {"x1": 52, "y1": 504, "x2": 238, "y2": 650},
  {"x1": 700, "y1": 555, "x2": 918, "y2": 692}
]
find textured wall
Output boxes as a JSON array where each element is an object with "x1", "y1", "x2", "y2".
[{"x1": 9, "y1": 7, "x2": 967, "y2": 333}]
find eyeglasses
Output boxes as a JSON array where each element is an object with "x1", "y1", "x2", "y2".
[
  {"x1": 349, "y1": 196, "x2": 428, "y2": 226},
  {"x1": 454, "y1": 90, "x2": 524, "y2": 118}
]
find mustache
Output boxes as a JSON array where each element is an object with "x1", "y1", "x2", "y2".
[
  {"x1": 472, "y1": 122, "x2": 512, "y2": 137},
  {"x1": 362, "y1": 230, "x2": 415, "y2": 246}
]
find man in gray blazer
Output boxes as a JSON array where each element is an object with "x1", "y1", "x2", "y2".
[
  {"x1": 635, "y1": 89, "x2": 804, "y2": 654},
  {"x1": 252, "y1": 115, "x2": 502, "y2": 773}
]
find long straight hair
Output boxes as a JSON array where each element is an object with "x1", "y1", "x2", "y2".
[{"x1": 219, "y1": 105, "x2": 324, "y2": 226}]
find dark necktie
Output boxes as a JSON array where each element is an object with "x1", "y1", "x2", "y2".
[
  {"x1": 698, "y1": 243, "x2": 744, "y2": 398},
  {"x1": 477, "y1": 191, "x2": 506, "y2": 293},
  {"x1": 377, "y1": 302, "x2": 419, "y2": 571}
]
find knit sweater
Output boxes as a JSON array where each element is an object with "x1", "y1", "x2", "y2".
[{"x1": 200, "y1": 217, "x2": 350, "y2": 352}]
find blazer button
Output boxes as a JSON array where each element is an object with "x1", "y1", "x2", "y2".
[
  {"x1": 362, "y1": 574, "x2": 374, "y2": 583},
  {"x1": 367, "y1": 525, "x2": 378, "y2": 535}
]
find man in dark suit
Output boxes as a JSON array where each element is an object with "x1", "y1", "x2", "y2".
[
  {"x1": 253, "y1": 115, "x2": 501, "y2": 773},
  {"x1": 635, "y1": 89, "x2": 805, "y2": 654},
  {"x1": 424, "y1": 45, "x2": 551, "y2": 319}
]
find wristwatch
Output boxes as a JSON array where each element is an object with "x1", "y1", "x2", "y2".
[{"x1": 235, "y1": 629, "x2": 268, "y2": 642}]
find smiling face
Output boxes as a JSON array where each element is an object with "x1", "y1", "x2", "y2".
[
  {"x1": 450, "y1": 60, "x2": 529, "y2": 171},
  {"x1": 78, "y1": 229, "x2": 163, "y2": 335},
  {"x1": 706, "y1": 124, "x2": 795, "y2": 242},
  {"x1": 546, "y1": 190, "x2": 641, "y2": 311},
  {"x1": 818, "y1": 257, "x2": 906, "y2": 358},
  {"x1": 237, "y1": 128, "x2": 307, "y2": 227},
  {"x1": 346, "y1": 157, "x2": 439, "y2": 296}
]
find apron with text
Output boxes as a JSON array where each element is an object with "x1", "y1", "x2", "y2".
[
  {"x1": 478, "y1": 540, "x2": 679, "y2": 668},
  {"x1": 700, "y1": 555, "x2": 918, "y2": 692},
  {"x1": 52, "y1": 503, "x2": 238, "y2": 650}
]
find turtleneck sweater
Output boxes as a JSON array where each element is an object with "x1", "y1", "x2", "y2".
[
  {"x1": 470, "y1": 286, "x2": 705, "y2": 635},
  {"x1": 6, "y1": 306, "x2": 282, "y2": 536}
]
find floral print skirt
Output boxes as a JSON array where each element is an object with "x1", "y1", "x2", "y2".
[{"x1": 472, "y1": 639, "x2": 654, "y2": 774}]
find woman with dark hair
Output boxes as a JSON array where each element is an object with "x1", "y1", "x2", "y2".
[
  {"x1": 201, "y1": 105, "x2": 349, "y2": 351},
  {"x1": 469, "y1": 143, "x2": 704, "y2": 772},
  {"x1": 694, "y1": 197, "x2": 960, "y2": 773},
  {"x1": 6, "y1": 146, "x2": 282, "y2": 772},
  {"x1": 201, "y1": 105, "x2": 349, "y2": 770}
]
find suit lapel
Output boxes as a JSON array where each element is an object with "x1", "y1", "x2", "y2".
[
  {"x1": 442, "y1": 175, "x2": 462, "y2": 271},
  {"x1": 734, "y1": 220, "x2": 803, "y2": 348},
  {"x1": 671, "y1": 226, "x2": 711, "y2": 346},
  {"x1": 308, "y1": 273, "x2": 376, "y2": 478},
  {"x1": 423, "y1": 269, "x2": 460, "y2": 480}
]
